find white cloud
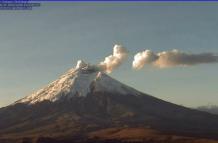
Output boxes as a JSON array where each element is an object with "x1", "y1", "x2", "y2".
[
  {"x1": 133, "y1": 49, "x2": 218, "y2": 69},
  {"x1": 99, "y1": 44, "x2": 128, "y2": 73}
]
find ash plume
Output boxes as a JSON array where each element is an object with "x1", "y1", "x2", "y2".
[
  {"x1": 99, "y1": 44, "x2": 128, "y2": 73},
  {"x1": 133, "y1": 49, "x2": 218, "y2": 69}
]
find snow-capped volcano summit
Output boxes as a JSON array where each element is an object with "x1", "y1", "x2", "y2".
[
  {"x1": 16, "y1": 60, "x2": 138, "y2": 104},
  {"x1": 1, "y1": 60, "x2": 218, "y2": 142}
]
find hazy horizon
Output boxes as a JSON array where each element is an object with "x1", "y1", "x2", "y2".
[{"x1": 0, "y1": 2, "x2": 218, "y2": 108}]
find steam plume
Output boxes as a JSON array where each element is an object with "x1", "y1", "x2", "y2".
[
  {"x1": 99, "y1": 45, "x2": 128, "y2": 73},
  {"x1": 133, "y1": 49, "x2": 218, "y2": 69}
]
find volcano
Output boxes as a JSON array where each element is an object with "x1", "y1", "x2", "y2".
[{"x1": 1, "y1": 60, "x2": 218, "y2": 143}]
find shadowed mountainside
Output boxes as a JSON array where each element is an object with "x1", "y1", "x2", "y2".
[{"x1": 1, "y1": 61, "x2": 218, "y2": 142}]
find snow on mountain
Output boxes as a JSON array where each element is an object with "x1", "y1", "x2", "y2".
[
  {"x1": 16, "y1": 60, "x2": 139, "y2": 104},
  {"x1": 2, "y1": 60, "x2": 218, "y2": 142}
]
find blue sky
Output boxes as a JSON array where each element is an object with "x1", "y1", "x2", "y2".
[{"x1": 0, "y1": 2, "x2": 218, "y2": 107}]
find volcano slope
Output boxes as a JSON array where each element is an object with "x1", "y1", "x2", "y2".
[{"x1": 0, "y1": 61, "x2": 218, "y2": 143}]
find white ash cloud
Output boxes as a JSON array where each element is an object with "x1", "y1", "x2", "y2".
[
  {"x1": 133, "y1": 49, "x2": 218, "y2": 69},
  {"x1": 132, "y1": 50, "x2": 158, "y2": 70},
  {"x1": 76, "y1": 60, "x2": 88, "y2": 69},
  {"x1": 99, "y1": 44, "x2": 128, "y2": 73}
]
